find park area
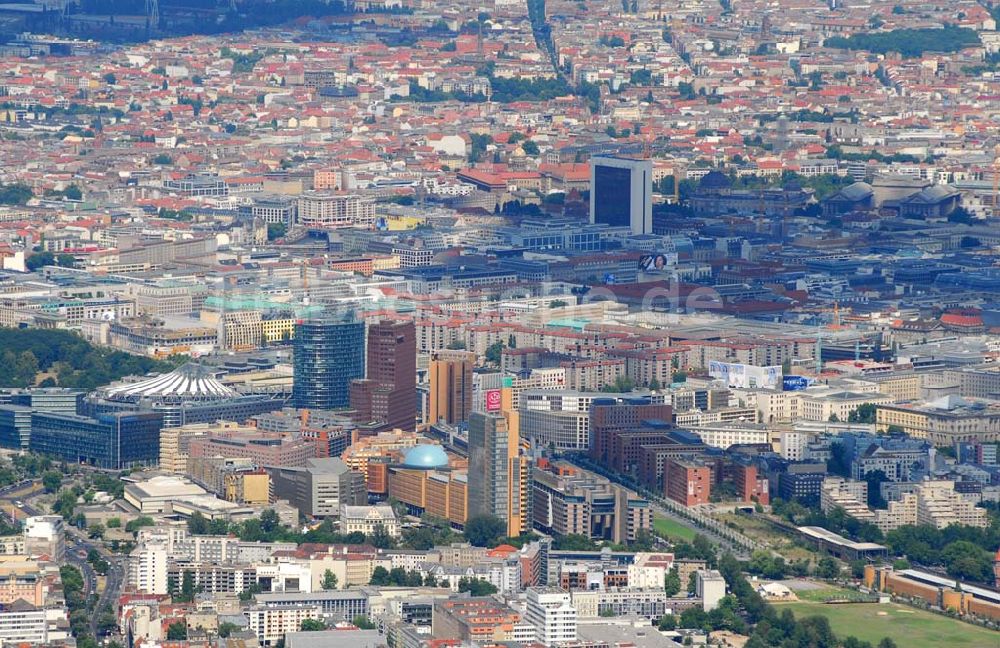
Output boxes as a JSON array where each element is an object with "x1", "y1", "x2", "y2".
[
  {"x1": 773, "y1": 598, "x2": 998, "y2": 648},
  {"x1": 652, "y1": 515, "x2": 697, "y2": 542}
]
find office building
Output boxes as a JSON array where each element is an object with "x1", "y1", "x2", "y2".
[
  {"x1": 664, "y1": 457, "x2": 712, "y2": 506},
  {"x1": 589, "y1": 155, "x2": 653, "y2": 235},
  {"x1": 350, "y1": 320, "x2": 417, "y2": 433},
  {"x1": 468, "y1": 411, "x2": 529, "y2": 537},
  {"x1": 387, "y1": 446, "x2": 467, "y2": 526},
  {"x1": 525, "y1": 588, "x2": 577, "y2": 646},
  {"x1": 531, "y1": 461, "x2": 652, "y2": 543},
  {"x1": 0, "y1": 388, "x2": 84, "y2": 450},
  {"x1": 296, "y1": 193, "x2": 376, "y2": 228},
  {"x1": 0, "y1": 406, "x2": 31, "y2": 451},
  {"x1": 293, "y1": 317, "x2": 366, "y2": 410},
  {"x1": 428, "y1": 350, "x2": 475, "y2": 426},
  {"x1": 269, "y1": 457, "x2": 366, "y2": 518},
  {"x1": 30, "y1": 410, "x2": 163, "y2": 469},
  {"x1": 589, "y1": 397, "x2": 673, "y2": 464},
  {"x1": 433, "y1": 598, "x2": 534, "y2": 644},
  {"x1": 238, "y1": 194, "x2": 297, "y2": 225},
  {"x1": 187, "y1": 427, "x2": 316, "y2": 468}
]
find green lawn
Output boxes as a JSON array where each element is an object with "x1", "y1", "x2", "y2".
[
  {"x1": 652, "y1": 515, "x2": 697, "y2": 542},
  {"x1": 774, "y1": 601, "x2": 997, "y2": 648}
]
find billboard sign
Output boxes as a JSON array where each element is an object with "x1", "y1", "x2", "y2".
[
  {"x1": 639, "y1": 253, "x2": 678, "y2": 272},
  {"x1": 709, "y1": 361, "x2": 782, "y2": 389},
  {"x1": 485, "y1": 389, "x2": 502, "y2": 412},
  {"x1": 782, "y1": 375, "x2": 812, "y2": 391}
]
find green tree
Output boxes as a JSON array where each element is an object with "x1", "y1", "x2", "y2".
[
  {"x1": 42, "y1": 470, "x2": 62, "y2": 493},
  {"x1": 369, "y1": 565, "x2": 390, "y2": 585},
  {"x1": 26, "y1": 251, "x2": 55, "y2": 272},
  {"x1": 239, "y1": 582, "x2": 262, "y2": 602},
  {"x1": 814, "y1": 556, "x2": 839, "y2": 579},
  {"x1": 218, "y1": 622, "x2": 242, "y2": 637},
  {"x1": 352, "y1": 615, "x2": 376, "y2": 630},
  {"x1": 267, "y1": 222, "x2": 287, "y2": 240},
  {"x1": 463, "y1": 515, "x2": 506, "y2": 547},
  {"x1": 126, "y1": 515, "x2": 155, "y2": 533},
  {"x1": 322, "y1": 569, "x2": 338, "y2": 590},
  {"x1": 484, "y1": 341, "x2": 505, "y2": 365},
  {"x1": 458, "y1": 577, "x2": 498, "y2": 596},
  {"x1": 369, "y1": 523, "x2": 395, "y2": 549},
  {"x1": 0, "y1": 183, "x2": 33, "y2": 205},
  {"x1": 300, "y1": 618, "x2": 326, "y2": 631},
  {"x1": 54, "y1": 490, "x2": 77, "y2": 520},
  {"x1": 166, "y1": 621, "x2": 187, "y2": 641},
  {"x1": 664, "y1": 567, "x2": 681, "y2": 596}
]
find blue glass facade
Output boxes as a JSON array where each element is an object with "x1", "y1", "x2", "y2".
[
  {"x1": 293, "y1": 318, "x2": 365, "y2": 410},
  {"x1": 30, "y1": 410, "x2": 164, "y2": 469}
]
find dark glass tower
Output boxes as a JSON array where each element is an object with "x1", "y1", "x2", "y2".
[{"x1": 293, "y1": 316, "x2": 365, "y2": 410}]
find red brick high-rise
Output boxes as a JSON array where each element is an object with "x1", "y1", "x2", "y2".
[
  {"x1": 589, "y1": 399, "x2": 673, "y2": 463},
  {"x1": 350, "y1": 320, "x2": 417, "y2": 433}
]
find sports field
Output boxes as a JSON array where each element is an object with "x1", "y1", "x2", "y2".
[
  {"x1": 652, "y1": 515, "x2": 697, "y2": 542},
  {"x1": 774, "y1": 600, "x2": 998, "y2": 648}
]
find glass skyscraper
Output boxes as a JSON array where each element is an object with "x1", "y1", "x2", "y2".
[{"x1": 293, "y1": 316, "x2": 366, "y2": 410}]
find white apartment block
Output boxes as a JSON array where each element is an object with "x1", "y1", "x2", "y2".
[
  {"x1": 131, "y1": 545, "x2": 169, "y2": 595},
  {"x1": 247, "y1": 604, "x2": 322, "y2": 646},
  {"x1": 525, "y1": 588, "x2": 577, "y2": 646},
  {"x1": 695, "y1": 570, "x2": 727, "y2": 612},
  {"x1": 819, "y1": 478, "x2": 874, "y2": 523}
]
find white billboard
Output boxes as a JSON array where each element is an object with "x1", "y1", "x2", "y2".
[{"x1": 708, "y1": 361, "x2": 782, "y2": 389}]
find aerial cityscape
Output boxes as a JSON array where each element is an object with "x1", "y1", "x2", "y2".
[{"x1": 0, "y1": 0, "x2": 1000, "y2": 647}]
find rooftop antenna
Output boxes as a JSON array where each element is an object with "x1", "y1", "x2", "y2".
[{"x1": 145, "y1": 0, "x2": 159, "y2": 30}]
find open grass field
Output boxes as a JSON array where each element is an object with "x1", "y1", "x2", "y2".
[
  {"x1": 773, "y1": 600, "x2": 998, "y2": 648},
  {"x1": 652, "y1": 515, "x2": 697, "y2": 542}
]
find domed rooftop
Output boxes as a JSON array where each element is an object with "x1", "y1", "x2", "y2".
[
  {"x1": 103, "y1": 363, "x2": 237, "y2": 402},
  {"x1": 401, "y1": 444, "x2": 449, "y2": 469}
]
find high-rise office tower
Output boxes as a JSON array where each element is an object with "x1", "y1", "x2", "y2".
[
  {"x1": 589, "y1": 155, "x2": 653, "y2": 235},
  {"x1": 292, "y1": 317, "x2": 365, "y2": 410},
  {"x1": 350, "y1": 320, "x2": 417, "y2": 432},
  {"x1": 428, "y1": 350, "x2": 475, "y2": 426},
  {"x1": 468, "y1": 411, "x2": 529, "y2": 537}
]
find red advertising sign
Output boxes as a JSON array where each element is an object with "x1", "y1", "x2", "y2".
[{"x1": 485, "y1": 389, "x2": 502, "y2": 412}]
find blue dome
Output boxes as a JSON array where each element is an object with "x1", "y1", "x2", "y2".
[{"x1": 401, "y1": 444, "x2": 449, "y2": 469}]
